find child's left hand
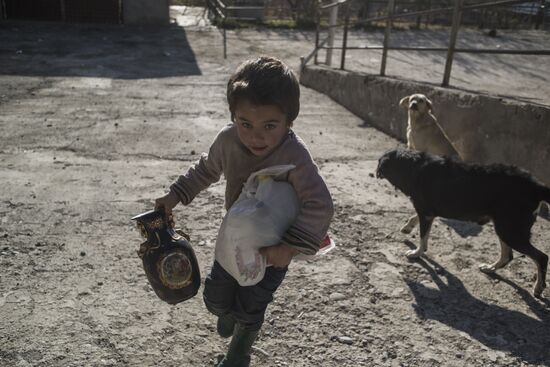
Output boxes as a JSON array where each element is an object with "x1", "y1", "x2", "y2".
[{"x1": 259, "y1": 243, "x2": 299, "y2": 268}]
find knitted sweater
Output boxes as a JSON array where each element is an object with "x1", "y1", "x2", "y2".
[{"x1": 170, "y1": 123, "x2": 334, "y2": 255}]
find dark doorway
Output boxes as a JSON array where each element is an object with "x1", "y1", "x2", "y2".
[{"x1": 2, "y1": 0, "x2": 122, "y2": 24}]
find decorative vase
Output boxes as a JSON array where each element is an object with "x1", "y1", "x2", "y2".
[{"x1": 132, "y1": 210, "x2": 200, "y2": 304}]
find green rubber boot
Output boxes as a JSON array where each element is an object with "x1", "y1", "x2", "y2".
[
  {"x1": 217, "y1": 314, "x2": 235, "y2": 338},
  {"x1": 216, "y1": 324, "x2": 259, "y2": 367}
]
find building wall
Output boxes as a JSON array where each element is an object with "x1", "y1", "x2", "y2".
[
  {"x1": 300, "y1": 65, "x2": 550, "y2": 185},
  {"x1": 123, "y1": 0, "x2": 169, "y2": 25},
  {"x1": 2, "y1": 0, "x2": 121, "y2": 23},
  {"x1": 0, "y1": 0, "x2": 170, "y2": 24}
]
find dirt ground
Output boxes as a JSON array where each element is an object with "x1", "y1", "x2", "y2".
[{"x1": 1, "y1": 6, "x2": 550, "y2": 367}]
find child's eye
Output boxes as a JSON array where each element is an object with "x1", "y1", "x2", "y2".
[
  {"x1": 265, "y1": 124, "x2": 276, "y2": 130},
  {"x1": 240, "y1": 121, "x2": 252, "y2": 129}
]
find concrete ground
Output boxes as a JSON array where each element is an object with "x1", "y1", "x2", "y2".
[{"x1": 1, "y1": 6, "x2": 550, "y2": 367}]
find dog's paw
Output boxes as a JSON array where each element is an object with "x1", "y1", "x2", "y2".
[
  {"x1": 478, "y1": 264, "x2": 496, "y2": 273},
  {"x1": 405, "y1": 249, "x2": 422, "y2": 259},
  {"x1": 400, "y1": 225, "x2": 413, "y2": 234}
]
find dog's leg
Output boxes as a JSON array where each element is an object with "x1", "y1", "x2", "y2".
[
  {"x1": 400, "y1": 215, "x2": 419, "y2": 234},
  {"x1": 493, "y1": 218, "x2": 548, "y2": 297},
  {"x1": 479, "y1": 239, "x2": 514, "y2": 273},
  {"x1": 537, "y1": 201, "x2": 549, "y2": 218},
  {"x1": 406, "y1": 216, "x2": 433, "y2": 259},
  {"x1": 534, "y1": 250, "x2": 548, "y2": 297},
  {"x1": 535, "y1": 255, "x2": 548, "y2": 297},
  {"x1": 518, "y1": 243, "x2": 548, "y2": 297}
]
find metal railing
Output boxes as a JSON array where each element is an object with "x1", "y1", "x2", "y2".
[
  {"x1": 301, "y1": 0, "x2": 550, "y2": 87},
  {"x1": 206, "y1": 0, "x2": 266, "y2": 59}
]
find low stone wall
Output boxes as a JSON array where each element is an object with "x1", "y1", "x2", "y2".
[{"x1": 300, "y1": 65, "x2": 550, "y2": 186}]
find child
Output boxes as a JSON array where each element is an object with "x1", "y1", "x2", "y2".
[{"x1": 155, "y1": 56, "x2": 334, "y2": 367}]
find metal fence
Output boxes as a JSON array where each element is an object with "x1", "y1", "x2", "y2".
[{"x1": 301, "y1": 0, "x2": 550, "y2": 87}]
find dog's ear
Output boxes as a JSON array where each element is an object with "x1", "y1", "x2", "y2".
[
  {"x1": 399, "y1": 96, "x2": 410, "y2": 109},
  {"x1": 426, "y1": 97, "x2": 434, "y2": 114}
]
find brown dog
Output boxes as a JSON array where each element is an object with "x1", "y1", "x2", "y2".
[
  {"x1": 399, "y1": 93, "x2": 461, "y2": 234},
  {"x1": 399, "y1": 93, "x2": 459, "y2": 158}
]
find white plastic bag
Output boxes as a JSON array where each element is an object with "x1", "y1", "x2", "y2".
[{"x1": 215, "y1": 165, "x2": 299, "y2": 286}]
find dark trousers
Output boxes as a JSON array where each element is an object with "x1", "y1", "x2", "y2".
[{"x1": 203, "y1": 261, "x2": 287, "y2": 331}]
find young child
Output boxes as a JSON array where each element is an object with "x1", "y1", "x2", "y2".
[{"x1": 155, "y1": 56, "x2": 334, "y2": 367}]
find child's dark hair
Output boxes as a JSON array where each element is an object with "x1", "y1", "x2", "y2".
[{"x1": 227, "y1": 56, "x2": 300, "y2": 126}]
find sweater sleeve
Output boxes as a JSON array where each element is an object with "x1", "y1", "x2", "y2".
[
  {"x1": 170, "y1": 129, "x2": 225, "y2": 205},
  {"x1": 280, "y1": 145, "x2": 334, "y2": 255}
]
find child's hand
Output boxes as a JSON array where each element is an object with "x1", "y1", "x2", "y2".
[
  {"x1": 259, "y1": 243, "x2": 299, "y2": 268},
  {"x1": 154, "y1": 191, "x2": 180, "y2": 216}
]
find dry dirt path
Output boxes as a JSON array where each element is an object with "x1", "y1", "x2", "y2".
[{"x1": 1, "y1": 7, "x2": 550, "y2": 367}]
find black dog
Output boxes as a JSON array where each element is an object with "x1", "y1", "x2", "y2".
[{"x1": 376, "y1": 147, "x2": 550, "y2": 297}]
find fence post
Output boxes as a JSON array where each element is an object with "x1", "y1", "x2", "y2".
[
  {"x1": 314, "y1": 2, "x2": 320, "y2": 65},
  {"x1": 535, "y1": 0, "x2": 545, "y2": 29},
  {"x1": 380, "y1": 0, "x2": 395, "y2": 76},
  {"x1": 442, "y1": 0, "x2": 464, "y2": 87},
  {"x1": 223, "y1": 27, "x2": 227, "y2": 59},
  {"x1": 340, "y1": 2, "x2": 350, "y2": 70},
  {"x1": 326, "y1": 4, "x2": 339, "y2": 66}
]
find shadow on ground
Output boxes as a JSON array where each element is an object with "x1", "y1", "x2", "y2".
[
  {"x1": 0, "y1": 21, "x2": 201, "y2": 79},
  {"x1": 405, "y1": 256, "x2": 550, "y2": 366},
  {"x1": 441, "y1": 218, "x2": 484, "y2": 238}
]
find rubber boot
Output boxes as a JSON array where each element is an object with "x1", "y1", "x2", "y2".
[
  {"x1": 216, "y1": 324, "x2": 259, "y2": 367},
  {"x1": 217, "y1": 314, "x2": 235, "y2": 338}
]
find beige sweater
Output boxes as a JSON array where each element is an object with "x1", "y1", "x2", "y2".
[{"x1": 171, "y1": 124, "x2": 334, "y2": 255}]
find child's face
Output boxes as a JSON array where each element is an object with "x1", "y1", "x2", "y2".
[{"x1": 234, "y1": 99, "x2": 289, "y2": 157}]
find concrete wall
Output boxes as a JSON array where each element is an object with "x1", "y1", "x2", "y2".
[
  {"x1": 123, "y1": 0, "x2": 169, "y2": 25},
  {"x1": 300, "y1": 65, "x2": 550, "y2": 185}
]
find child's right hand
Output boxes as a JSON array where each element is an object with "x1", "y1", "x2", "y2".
[{"x1": 154, "y1": 190, "x2": 180, "y2": 216}]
